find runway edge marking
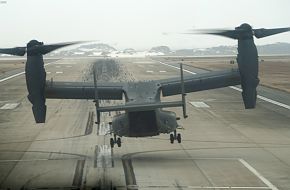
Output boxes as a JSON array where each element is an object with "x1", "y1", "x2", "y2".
[
  {"x1": 0, "y1": 103, "x2": 20, "y2": 110},
  {"x1": 0, "y1": 62, "x2": 54, "y2": 83},
  {"x1": 158, "y1": 61, "x2": 290, "y2": 110},
  {"x1": 0, "y1": 72, "x2": 25, "y2": 82},
  {"x1": 239, "y1": 159, "x2": 279, "y2": 190},
  {"x1": 190, "y1": 101, "x2": 210, "y2": 108}
]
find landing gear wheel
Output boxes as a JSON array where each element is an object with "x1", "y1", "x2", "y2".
[
  {"x1": 170, "y1": 134, "x2": 174, "y2": 144},
  {"x1": 117, "y1": 137, "x2": 122, "y2": 147},
  {"x1": 110, "y1": 138, "x2": 114, "y2": 148},
  {"x1": 177, "y1": 133, "x2": 181, "y2": 143}
]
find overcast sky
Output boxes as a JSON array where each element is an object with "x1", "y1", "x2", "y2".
[{"x1": 1, "y1": 0, "x2": 290, "y2": 50}]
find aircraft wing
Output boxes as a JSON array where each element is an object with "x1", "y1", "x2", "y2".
[
  {"x1": 45, "y1": 81, "x2": 124, "y2": 100},
  {"x1": 159, "y1": 68, "x2": 241, "y2": 96},
  {"x1": 41, "y1": 68, "x2": 241, "y2": 123},
  {"x1": 45, "y1": 69, "x2": 241, "y2": 99}
]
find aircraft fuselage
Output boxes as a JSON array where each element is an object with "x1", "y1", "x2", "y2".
[{"x1": 111, "y1": 109, "x2": 178, "y2": 137}]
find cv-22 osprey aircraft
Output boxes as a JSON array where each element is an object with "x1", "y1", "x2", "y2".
[{"x1": 1, "y1": 23, "x2": 289, "y2": 148}]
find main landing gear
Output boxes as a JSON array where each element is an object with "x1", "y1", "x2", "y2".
[
  {"x1": 110, "y1": 134, "x2": 121, "y2": 148},
  {"x1": 170, "y1": 130, "x2": 181, "y2": 144}
]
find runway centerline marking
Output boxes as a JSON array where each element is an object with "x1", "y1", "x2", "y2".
[
  {"x1": 0, "y1": 62, "x2": 53, "y2": 83},
  {"x1": 146, "y1": 70, "x2": 154, "y2": 73},
  {"x1": 158, "y1": 61, "x2": 290, "y2": 110},
  {"x1": 94, "y1": 145, "x2": 112, "y2": 168},
  {"x1": 56, "y1": 71, "x2": 63, "y2": 74},
  {"x1": 98, "y1": 122, "x2": 110, "y2": 136}
]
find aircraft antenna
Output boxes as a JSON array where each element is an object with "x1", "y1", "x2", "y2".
[
  {"x1": 180, "y1": 63, "x2": 188, "y2": 118},
  {"x1": 93, "y1": 64, "x2": 101, "y2": 124}
]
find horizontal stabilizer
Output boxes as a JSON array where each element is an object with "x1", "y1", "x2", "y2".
[{"x1": 98, "y1": 101, "x2": 183, "y2": 112}]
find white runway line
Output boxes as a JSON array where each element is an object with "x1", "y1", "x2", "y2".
[
  {"x1": 146, "y1": 70, "x2": 154, "y2": 73},
  {"x1": 158, "y1": 61, "x2": 290, "y2": 110},
  {"x1": 229, "y1": 86, "x2": 290, "y2": 110},
  {"x1": 130, "y1": 157, "x2": 274, "y2": 189},
  {"x1": 46, "y1": 72, "x2": 51, "y2": 74},
  {"x1": 56, "y1": 71, "x2": 63, "y2": 74},
  {"x1": 56, "y1": 62, "x2": 76, "y2": 65},
  {"x1": 130, "y1": 157, "x2": 273, "y2": 189},
  {"x1": 134, "y1": 61, "x2": 154, "y2": 64},
  {"x1": 239, "y1": 159, "x2": 279, "y2": 190},
  {"x1": 0, "y1": 63, "x2": 53, "y2": 83},
  {"x1": 0, "y1": 103, "x2": 19, "y2": 110},
  {"x1": 0, "y1": 72, "x2": 25, "y2": 82},
  {"x1": 257, "y1": 95, "x2": 290, "y2": 110},
  {"x1": 190, "y1": 101, "x2": 210, "y2": 108},
  {"x1": 158, "y1": 61, "x2": 196, "y2": 74},
  {"x1": 159, "y1": 70, "x2": 167, "y2": 73}
]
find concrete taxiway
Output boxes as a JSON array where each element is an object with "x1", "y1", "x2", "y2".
[{"x1": 0, "y1": 56, "x2": 290, "y2": 190}]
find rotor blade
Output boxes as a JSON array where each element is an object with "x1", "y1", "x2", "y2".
[
  {"x1": 254, "y1": 27, "x2": 290, "y2": 38},
  {"x1": 0, "y1": 47, "x2": 26, "y2": 56},
  {"x1": 27, "y1": 41, "x2": 84, "y2": 55},
  {"x1": 183, "y1": 29, "x2": 239, "y2": 39}
]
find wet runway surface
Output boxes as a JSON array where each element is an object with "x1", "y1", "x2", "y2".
[{"x1": 0, "y1": 57, "x2": 290, "y2": 189}]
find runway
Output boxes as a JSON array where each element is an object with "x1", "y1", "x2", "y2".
[{"x1": 0, "y1": 56, "x2": 290, "y2": 189}]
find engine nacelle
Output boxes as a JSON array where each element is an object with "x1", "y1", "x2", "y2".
[
  {"x1": 26, "y1": 55, "x2": 47, "y2": 123},
  {"x1": 0, "y1": 40, "x2": 80, "y2": 123},
  {"x1": 196, "y1": 23, "x2": 290, "y2": 109},
  {"x1": 237, "y1": 39, "x2": 259, "y2": 109}
]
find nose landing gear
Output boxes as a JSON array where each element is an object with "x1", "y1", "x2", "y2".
[
  {"x1": 170, "y1": 130, "x2": 181, "y2": 144},
  {"x1": 110, "y1": 134, "x2": 121, "y2": 148}
]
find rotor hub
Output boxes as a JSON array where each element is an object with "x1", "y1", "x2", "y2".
[
  {"x1": 236, "y1": 23, "x2": 252, "y2": 31},
  {"x1": 235, "y1": 23, "x2": 254, "y2": 39},
  {"x1": 27, "y1": 40, "x2": 43, "y2": 48}
]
